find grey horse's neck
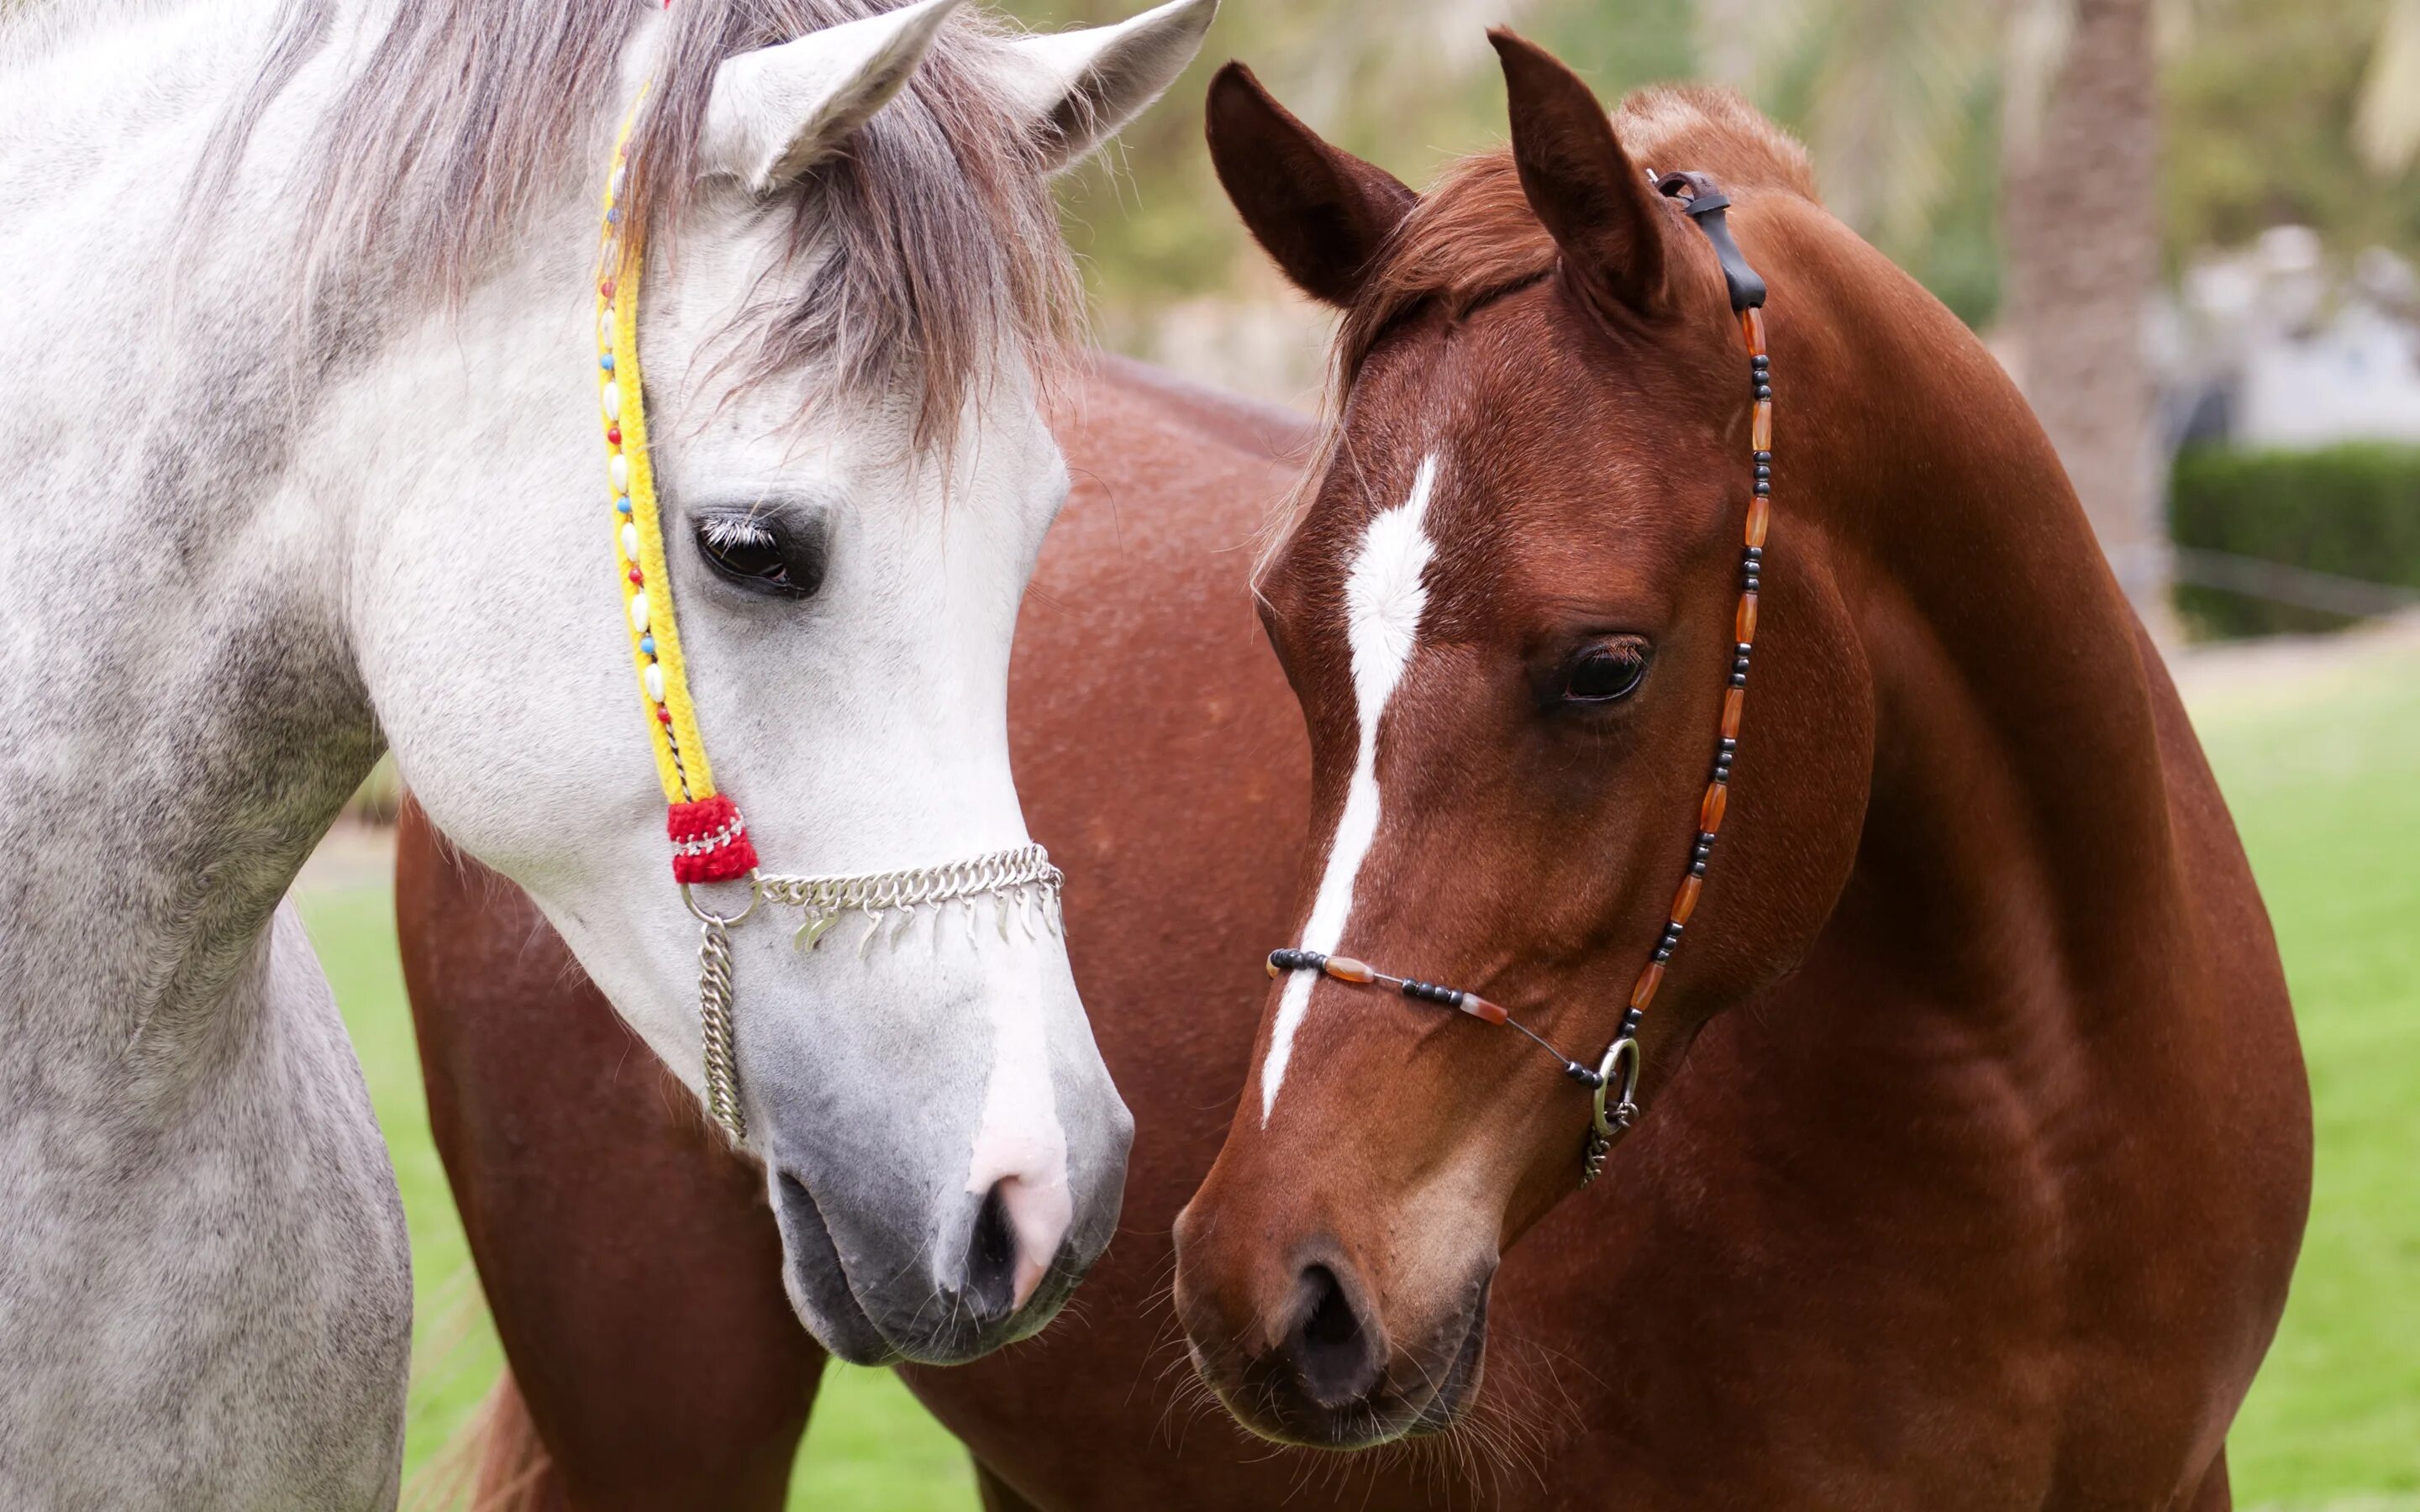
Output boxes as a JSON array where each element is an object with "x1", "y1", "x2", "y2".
[
  {"x1": 0, "y1": 4, "x2": 416, "y2": 1504},
  {"x1": 1, "y1": 0, "x2": 384, "y2": 1053}
]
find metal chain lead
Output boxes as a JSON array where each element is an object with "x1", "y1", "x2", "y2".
[{"x1": 697, "y1": 916, "x2": 745, "y2": 1142}]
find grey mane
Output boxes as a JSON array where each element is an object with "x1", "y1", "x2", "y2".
[{"x1": 197, "y1": 0, "x2": 1079, "y2": 444}]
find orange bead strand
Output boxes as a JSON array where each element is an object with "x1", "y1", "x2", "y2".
[
  {"x1": 1670, "y1": 874, "x2": 1704, "y2": 926},
  {"x1": 1612, "y1": 290, "x2": 1772, "y2": 1051}
]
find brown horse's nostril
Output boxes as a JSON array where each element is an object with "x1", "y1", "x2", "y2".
[{"x1": 1282, "y1": 1264, "x2": 1382, "y2": 1410}]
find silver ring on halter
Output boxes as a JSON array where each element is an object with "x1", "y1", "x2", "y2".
[
  {"x1": 1591, "y1": 1037, "x2": 1642, "y2": 1139},
  {"x1": 681, "y1": 870, "x2": 765, "y2": 927}
]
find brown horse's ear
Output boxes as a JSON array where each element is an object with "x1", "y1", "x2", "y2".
[
  {"x1": 1205, "y1": 62, "x2": 1416, "y2": 308},
  {"x1": 1489, "y1": 30, "x2": 1669, "y2": 319}
]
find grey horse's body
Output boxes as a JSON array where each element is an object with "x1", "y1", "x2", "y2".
[
  {"x1": 0, "y1": 0, "x2": 1213, "y2": 1502},
  {"x1": 2, "y1": 4, "x2": 412, "y2": 1501}
]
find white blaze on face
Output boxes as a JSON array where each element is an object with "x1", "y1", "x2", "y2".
[
  {"x1": 962, "y1": 960, "x2": 1074, "y2": 1310},
  {"x1": 1260, "y1": 454, "x2": 1441, "y2": 1124}
]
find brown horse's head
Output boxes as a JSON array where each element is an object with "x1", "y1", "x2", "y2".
[{"x1": 1172, "y1": 37, "x2": 1877, "y2": 1446}]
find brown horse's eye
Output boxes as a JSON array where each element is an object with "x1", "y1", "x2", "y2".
[{"x1": 1561, "y1": 641, "x2": 1650, "y2": 703}]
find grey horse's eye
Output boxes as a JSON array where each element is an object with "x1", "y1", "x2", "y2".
[{"x1": 695, "y1": 512, "x2": 826, "y2": 600}]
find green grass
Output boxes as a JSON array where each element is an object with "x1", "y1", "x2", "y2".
[
  {"x1": 302, "y1": 885, "x2": 507, "y2": 1482},
  {"x1": 2189, "y1": 637, "x2": 2420, "y2": 1509},
  {"x1": 298, "y1": 888, "x2": 972, "y2": 1510},
  {"x1": 297, "y1": 633, "x2": 2420, "y2": 1511}
]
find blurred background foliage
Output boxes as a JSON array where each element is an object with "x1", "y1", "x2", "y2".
[
  {"x1": 1019, "y1": 0, "x2": 1691, "y2": 334},
  {"x1": 2168, "y1": 0, "x2": 2420, "y2": 266},
  {"x1": 2172, "y1": 443, "x2": 2420, "y2": 633},
  {"x1": 996, "y1": 0, "x2": 2420, "y2": 648},
  {"x1": 1009, "y1": 0, "x2": 2420, "y2": 335}
]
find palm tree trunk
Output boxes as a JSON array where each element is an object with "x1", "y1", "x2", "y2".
[{"x1": 2001, "y1": 0, "x2": 2175, "y2": 641}]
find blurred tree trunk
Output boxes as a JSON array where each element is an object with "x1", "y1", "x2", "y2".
[{"x1": 2001, "y1": 0, "x2": 2176, "y2": 641}]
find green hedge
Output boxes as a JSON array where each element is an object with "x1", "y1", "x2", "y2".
[{"x1": 2168, "y1": 442, "x2": 2420, "y2": 638}]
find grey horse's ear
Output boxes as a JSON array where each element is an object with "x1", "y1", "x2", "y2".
[
  {"x1": 997, "y1": 0, "x2": 1218, "y2": 175},
  {"x1": 699, "y1": 0, "x2": 967, "y2": 194}
]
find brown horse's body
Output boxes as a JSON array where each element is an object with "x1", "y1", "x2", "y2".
[{"x1": 402, "y1": 97, "x2": 2308, "y2": 1501}]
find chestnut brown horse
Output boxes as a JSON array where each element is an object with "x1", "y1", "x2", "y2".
[
  {"x1": 1172, "y1": 34, "x2": 2307, "y2": 1505},
  {"x1": 397, "y1": 43, "x2": 2309, "y2": 1512}
]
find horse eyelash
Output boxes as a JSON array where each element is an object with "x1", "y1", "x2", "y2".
[{"x1": 698, "y1": 515, "x2": 776, "y2": 551}]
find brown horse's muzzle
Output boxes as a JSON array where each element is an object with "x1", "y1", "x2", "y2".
[{"x1": 1171, "y1": 1147, "x2": 1497, "y2": 1447}]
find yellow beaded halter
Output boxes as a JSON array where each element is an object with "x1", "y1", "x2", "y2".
[
  {"x1": 597, "y1": 92, "x2": 758, "y2": 885},
  {"x1": 592, "y1": 90, "x2": 1065, "y2": 1143}
]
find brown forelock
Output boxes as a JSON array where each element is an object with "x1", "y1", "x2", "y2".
[
  {"x1": 1334, "y1": 85, "x2": 1815, "y2": 386},
  {"x1": 1256, "y1": 85, "x2": 1812, "y2": 574}
]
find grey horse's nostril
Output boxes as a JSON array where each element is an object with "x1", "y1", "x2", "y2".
[
  {"x1": 776, "y1": 1171, "x2": 844, "y2": 1278},
  {"x1": 965, "y1": 1182, "x2": 1020, "y2": 1322},
  {"x1": 1284, "y1": 1264, "x2": 1382, "y2": 1409}
]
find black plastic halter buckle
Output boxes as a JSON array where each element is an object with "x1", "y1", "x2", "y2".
[{"x1": 1657, "y1": 171, "x2": 1767, "y2": 313}]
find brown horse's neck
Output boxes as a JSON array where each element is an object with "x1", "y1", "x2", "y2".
[{"x1": 1765, "y1": 206, "x2": 2189, "y2": 1079}]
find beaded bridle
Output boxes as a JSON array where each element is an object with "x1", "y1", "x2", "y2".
[
  {"x1": 1266, "y1": 171, "x2": 1770, "y2": 1186},
  {"x1": 595, "y1": 95, "x2": 1062, "y2": 1142}
]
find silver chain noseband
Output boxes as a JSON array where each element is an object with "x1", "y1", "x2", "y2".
[
  {"x1": 760, "y1": 844, "x2": 1065, "y2": 955},
  {"x1": 683, "y1": 844, "x2": 1065, "y2": 1140}
]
